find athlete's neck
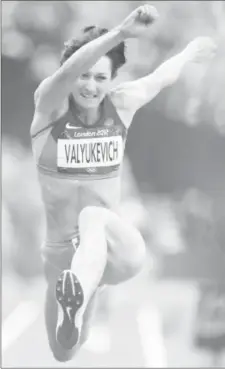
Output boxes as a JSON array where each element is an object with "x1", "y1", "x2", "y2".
[
  {"x1": 77, "y1": 106, "x2": 100, "y2": 126},
  {"x1": 70, "y1": 97, "x2": 103, "y2": 127}
]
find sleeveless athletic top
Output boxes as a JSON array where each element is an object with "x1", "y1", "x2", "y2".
[{"x1": 31, "y1": 95, "x2": 128, "y2": 181}]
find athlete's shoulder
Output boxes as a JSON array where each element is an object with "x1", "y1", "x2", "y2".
[
  {"x1": 31, "y1": 95, "x2": 68, "y2": 139},
  {"x1": 34, "y1": 77, "x2": 68, "y2": 117}
]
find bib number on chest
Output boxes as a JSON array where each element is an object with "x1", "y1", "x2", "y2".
[{"x1": 57, "y1": 136, "x2": 123, "y2": 169}]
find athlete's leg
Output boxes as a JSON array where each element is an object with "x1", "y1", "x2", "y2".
[
  {"x1": 55, "y1": 205, "x2": 145, "y2": 354},
  {"x1": 42, "y1": 226, "x2": 106, "y2": 362},
  {"x1": 75, "y1": 206, "x2": 146, "y2": 338},
  {"x1": 75, "y1": 205, "x2": 146, "y2": 286},
  {"x1": 55, "y1": 207, "x2": 108, "y2": 351}
]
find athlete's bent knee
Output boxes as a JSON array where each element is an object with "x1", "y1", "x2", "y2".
[{"x1": 79, "y1": 206, "x2": 106, "y2": 227}]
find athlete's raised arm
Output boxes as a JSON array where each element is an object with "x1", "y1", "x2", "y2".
[
  {"x1": 111, "y1": 36, "x2": 217, "y2": 126},
  {"x1": 34, "y1": 4, "x2": 158, "y2": 115}
]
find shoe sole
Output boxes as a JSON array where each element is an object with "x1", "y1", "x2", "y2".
[{"x1": 56, "y1": 270, "x2": 84, "y2": 350}]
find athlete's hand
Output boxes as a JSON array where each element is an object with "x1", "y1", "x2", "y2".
[
  {"x1": 184, "y1": 36, "x2": 217, "y2": 64},
  {"x1": 118, "y1": 4, "x2": 159, "y2": 39}
]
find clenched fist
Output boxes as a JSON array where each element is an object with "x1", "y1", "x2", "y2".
[
  {"x1": 184, "y1": 36, "x2": 217, "y2": 63},
  {"x1": 118, "y1": 4, "x2": 159, "y2": 39}
]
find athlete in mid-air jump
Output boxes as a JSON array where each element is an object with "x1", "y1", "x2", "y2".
[{"x1": 31, "y1": 4, "x2": 217, "y2": 362}]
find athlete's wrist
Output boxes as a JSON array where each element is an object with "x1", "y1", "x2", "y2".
[
  {"x1": 181, "y1": 47, "x2": 196, "y2": 64},
  {"x1": 113, "y1": 25, "x2": 129, "y2": 42}
]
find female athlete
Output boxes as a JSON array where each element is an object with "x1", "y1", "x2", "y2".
[{"x1": 31, "y1": 4, "x2": 216, "y2": 362}]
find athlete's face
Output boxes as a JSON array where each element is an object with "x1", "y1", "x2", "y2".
[{"x1": 72, "y1": 56, "x2": 113, "y2": 110}]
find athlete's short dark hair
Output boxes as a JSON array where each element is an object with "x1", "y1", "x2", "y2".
[{"x1": 60, "y1": 25, "x2": 126, "y2": 78}]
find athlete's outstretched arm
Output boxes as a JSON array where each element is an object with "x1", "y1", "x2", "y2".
[
  {"x1": 111, "y1": 37, "x2": 217, "y2": 123},
  {"x1": 35, "y1": 4, "x2": 158, "y2": 115}
]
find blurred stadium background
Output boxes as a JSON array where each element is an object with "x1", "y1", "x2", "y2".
[{"x1": 2, "y1": 1, "x2": 225, "y2": 367}]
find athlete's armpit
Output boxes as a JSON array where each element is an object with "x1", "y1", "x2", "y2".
[{"x1": 110, "y1": 73, "x2": 163, "y2": 117}]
